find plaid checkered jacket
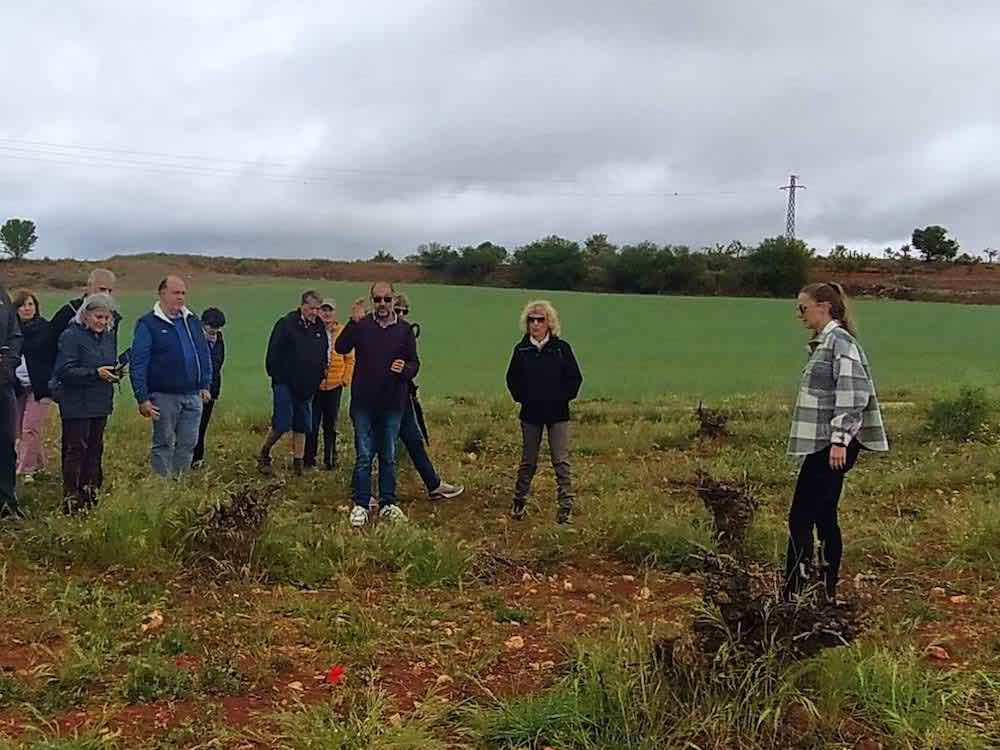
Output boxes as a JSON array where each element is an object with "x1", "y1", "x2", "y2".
[{"x1": 787, "y1": 321, "x2": 888, "y2": 456}]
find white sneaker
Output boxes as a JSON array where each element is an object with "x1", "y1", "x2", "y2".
[
  {"x1": 21, "y1": 474, "x2": 35, "y2": 485},
  {"x1": 349, "y1": 506, "x2": 369, "y2": 527},
  {"x1": 429, "y1": 481, "x2": 464, "y2": 500},
  {"x1": 379, "y1": 504, "x2": 407, "y2": 523}
]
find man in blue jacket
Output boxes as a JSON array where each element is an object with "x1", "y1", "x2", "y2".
[{"x1": 131, "y1": 276, "x2": 213, "y2": 478}]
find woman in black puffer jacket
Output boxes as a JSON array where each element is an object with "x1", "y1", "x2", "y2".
[
  {"x1": 505, "y1": 300, "x2": 583, "y2": 524},
  {"x1": 51, "y1": 294, "x2": 121, "y2": 513}
]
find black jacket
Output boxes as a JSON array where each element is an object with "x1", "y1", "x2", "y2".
[
  {"x1": 0, "y1": 286, "x2": 23, "y2": 386},
  {"x1": 16, "y1": 315, "x2": 54, "y2": 399},
  {"x1": 52, "y1": 322, "x2": 117, "y2": 420},
  {"x1": 46, "y1": 297, "x2": 122, "y2": 368},
  {"x1": 335, "y1": 314, "x2": 419, "y2": 411},
  {"x1": 207, "y1": 330, "x2": 225, "y2": 400},
  {"x1": 265, "y1": 311, "x2": 329, "y2": 399},
  {"x1": 505, "y1": 335, "x2": 583, "y2": 426}
]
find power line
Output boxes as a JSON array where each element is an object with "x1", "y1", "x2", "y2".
[{"x1": 0, "y1": 136, "x2": 776, "y2": 199}]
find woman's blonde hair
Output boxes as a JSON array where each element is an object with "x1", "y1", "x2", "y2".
[{"x1": 519, "y1": 300, "x2": 561, "y2": 337}]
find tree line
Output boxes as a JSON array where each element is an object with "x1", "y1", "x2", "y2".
[{"x1": 367, "y1": 224, "x2": 979, "y2": 297}]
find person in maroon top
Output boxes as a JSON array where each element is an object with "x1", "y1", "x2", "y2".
[{"x1": 335, "y1": 281, "x2": 419, "y2": 527}]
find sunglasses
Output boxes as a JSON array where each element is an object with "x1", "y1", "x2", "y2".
[
  {"x1": 372, "y1": 295, "x2": 393, "y2": 303},
  {"x1": 796, "y1": 304, "x2": 809, "y2": 314},
  {"x1": 527, "y1": 315, "x2": 546, "y2": 323},
  {"x1": 394, "y1": 307, "x2": 409, "y2": 316}
]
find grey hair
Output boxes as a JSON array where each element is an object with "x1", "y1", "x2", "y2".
[
  {"x1": 87, "y1": 268, "x2": 116, "y2": 285},
  {"x1": 73, "y1": 292, "x2": 117, "y2": 325}
]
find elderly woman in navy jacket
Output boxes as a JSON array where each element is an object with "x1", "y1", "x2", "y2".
[
  {"x1": 505, "y1": 300, "x2": 583, "y2": 524},
  {"x1": 51, "y1": 293, "x2": 121, "y2": 513}
]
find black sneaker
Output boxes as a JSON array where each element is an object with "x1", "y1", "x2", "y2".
[
  {"x1": 556, "y1": 506, "x2": 572, "y2": 525},
  {"x1": 257, "y1": 453, "x2": 274, "y2": 476},
  {"x1": 510, "y1": 499, "x2": 526, "y2": 520}
]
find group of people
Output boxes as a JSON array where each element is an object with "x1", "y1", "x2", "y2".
[
  {"x1": 0, "y1": 270, "x2": 886, "y2": 604},
  {"x1": 256, "y1": 282, "x2": 465, "y2": 527},
  {"x1": 0, "y1": 270, "x2": 228, "y2": 514}
]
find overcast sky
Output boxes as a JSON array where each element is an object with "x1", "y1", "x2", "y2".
[{"x1": 1, "y1": 1, "x2": 998, "y2": 260}]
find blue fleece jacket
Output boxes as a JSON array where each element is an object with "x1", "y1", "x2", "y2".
[{"x1": 131, "y1": 304, "x2": 212, "y2": 403}]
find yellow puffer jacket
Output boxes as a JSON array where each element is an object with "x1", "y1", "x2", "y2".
[{"x1": 319, "y1": 323, "x2": 355, "y2": 390}]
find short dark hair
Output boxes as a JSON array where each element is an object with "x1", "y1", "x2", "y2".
[
  {"x1": 301, "y1": 290, "x2": 321, "y2": 305},
  {"x1": 158, "y1": 278, "x2": 168, "y2": 293},
  {"x1": 201, "y1": 307, "x2": 226, "y2": 328}
]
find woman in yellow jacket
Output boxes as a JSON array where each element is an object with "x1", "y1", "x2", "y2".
[{"x1": 304, "y1": 298, "x2": 355, "y2": 470}]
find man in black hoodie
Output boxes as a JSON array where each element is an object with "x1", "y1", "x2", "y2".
[
  {"x1": 46, "y1": 269, "x2": 121, "y2": 364},
  {"x1": 0, "y1": 282, "x2": 23, "y2": 518},
  {"x1": 258, "y1": 291, "x2": 329, "y2": 476},
  {"x1": 335, "y1": 281, "x2": 418, "y2": 527}
]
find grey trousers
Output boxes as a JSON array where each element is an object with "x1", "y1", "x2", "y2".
[{"x1": 514, "y1": 420, "x2": 573, "y2": 510}]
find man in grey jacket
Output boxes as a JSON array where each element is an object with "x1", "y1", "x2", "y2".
[{"x1": 0, "y1": 282, "x2": 24, "y2": 518}]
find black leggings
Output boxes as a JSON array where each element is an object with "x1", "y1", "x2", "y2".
[{"x1": 784, "y1": 440, "x2": 862, "y2": 598}]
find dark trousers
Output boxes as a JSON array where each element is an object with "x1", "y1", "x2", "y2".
[
  {"x1": 398, "y1": 396, "x2": 440, "y2": 492},
  {"x1": 62, "y1": 417, "x2": 108, "y2": 511},
  {"x1": 304, "y1": 387, "x2": 343, "y2": 467},
  {"x1": 784, "y1": 440, "x2": 862, "y2": 598},
  {"x1": 192, "y1": 399, "x2": 216, "y2": 465},
  {"x1": 0, "y1": 385, "x2": 17, "y2": 514}
]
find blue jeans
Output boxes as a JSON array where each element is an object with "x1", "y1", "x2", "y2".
[
  {"x1": 399, "y1": 397, "x2": 440, "y2": 492},
  {"x1": 150, "y1": 392, "x2": 203, "y2": 477},
  {"x1": 350, "y1": 405, "x2": 403, "y2": 508}
]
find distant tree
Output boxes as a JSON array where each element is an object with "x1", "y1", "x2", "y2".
[
  {"x1": 413, "y1": 242, "x2": 459, "y2": 271},
  {"x1": 512, "y1": 235, "x2": 586, "y2": 290},
  {"x1": 0, "y1": 218, "x2": 37, "y2": 260},
  {"x1": 369, "y1": 250, "x2": 398, "y2": 263},
  {"x1": 912, "y1": 225, "x2": 959, "y2": 262},
  {"x1": 985, "y1": 248, "x2": 999, "y2": 264},
  {"x1": 608, "y1": 241, "x2": 662, "y2": 293},
  {"x1": 583, "y1": 233, "x2": 618, "y2": 288},
  {"x1": 739, "y1": 236, "x2": 812, "y2": 296},
  {"x1": 451, "y1": 242, "x2": 508, "y2": 278}
]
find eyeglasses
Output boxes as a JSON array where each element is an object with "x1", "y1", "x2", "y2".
[
  {"x1": 527, "y1": 315, "x2": 546, "y2": 323},
  {"x1": 394, "y1": 307, "x2": 409, "y2": 316},
  {"x1": 796, "y1": 304, "x2": 809, "y2": 314},
  {"x1": 372, "y1": 296, "x2": 393, "y2": 303}
]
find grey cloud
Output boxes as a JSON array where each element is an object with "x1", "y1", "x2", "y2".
[{"x1": 2, "y1": 0, "x2": 998, "y2": 259}]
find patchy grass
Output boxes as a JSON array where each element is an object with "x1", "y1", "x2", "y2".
[{"x1": 2, "y1": 393, "x2": 1000, "y2": 748}]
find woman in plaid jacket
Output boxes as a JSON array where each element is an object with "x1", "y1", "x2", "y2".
[{"x1": 785, "y1": 282, "x2": 888, "y2": 603}]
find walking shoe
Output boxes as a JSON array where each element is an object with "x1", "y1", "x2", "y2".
[
  {"x1": 429, "y1": 481, "x2": 464, "y2": 500},
  {"x1": 21, "y1": 474, "x2": 34, "y2": 484},
  {"x1": 293, "y1": 458, "x2": 304, "y2": 477},
  {"x1": 349, "y1": 506, "x2": 369, "y2": 527},
  {"x1": 323, "y1": 462, "x2": 335, "y2": 472},
  {"x1": 379, "y1": 504, "x2": 408, "y2": 523},
  {"x1": 257, "y1": 452, "x2": 274, "y2": 476},
  {"x1": 556, "y1": 505, "x2": 572, "y2": 525},
  {"x1": 510, "y1": 498, "x2": 526, "y2": 520}
]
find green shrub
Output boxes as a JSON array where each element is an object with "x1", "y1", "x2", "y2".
[
  {"x1": 925, "y1": 387, "x2": 993, "y2": 441},
  {"x1": 599, "y1": 511, "x2": 712, "y2": 571},
  {"x1": 0, "y1": 673, "x2": 26, "y2": 708},
  {"x1": 119, "y1": 656, "x2": 193, "y2": 703}
]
